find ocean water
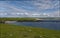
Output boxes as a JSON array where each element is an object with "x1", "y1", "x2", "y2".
[{"x1": 13, "y1": 22, "x2": 60, "y2": 30}]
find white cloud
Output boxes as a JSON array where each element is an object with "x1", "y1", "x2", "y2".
[
  {"x1": 33, "y1": 0, "x2": 59, "y2": 10},
  {"x1": 45, "y1": 10, "x2": 60, "y2": 17},
  {"x1": 0, "y1": 13, "x2": 7, "y2": 16},
  {"x1": 0, "y1": 2, "x2": 31, "y2": 17},
  {"x1": 0, "y1": 1, "x2": 60, "y2": 17}
]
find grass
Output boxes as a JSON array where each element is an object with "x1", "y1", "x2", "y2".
[
  {"x1": 0, "y1": 24, "x2": 60, "y2": 38},
  {"x1": 0, "y1": 17, "x2": 60, "y2": 21},
  {"x1": 0, "y1": 18, "x2": 36, "y2": 21}
]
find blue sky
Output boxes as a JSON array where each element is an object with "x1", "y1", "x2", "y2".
[{"x1": 0, "y1": 0, "x2": 60, "y2": 17}]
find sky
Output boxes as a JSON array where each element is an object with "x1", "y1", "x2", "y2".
[{"x1": 0, "y1": 0, "x2": 60, "y2": 17}]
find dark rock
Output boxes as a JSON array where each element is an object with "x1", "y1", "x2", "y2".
[{"x1": 0, "y1": 20, "x2": 5, "y2": 23}]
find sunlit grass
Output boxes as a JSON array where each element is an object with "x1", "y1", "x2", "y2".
[
  {"x1": 0, "y1": 24, "x2": 60, "y2": 38},
  {"x1": 0, "y1": 18, "x2": 36, "y2": 21}
]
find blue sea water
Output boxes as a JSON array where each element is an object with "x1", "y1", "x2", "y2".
[{"x1": 13, "y1": 22, "x2": 60, "y2": 30}]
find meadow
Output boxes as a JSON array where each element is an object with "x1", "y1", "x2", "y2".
[
  {"x1": 0, "y1": 18, "x2": 36, "y2": 21},
  {"x1": 0, "y1": 24, "x2": 60, "y2": 38},
  {"x1": 0, "y1": 17, "x2": 60, "y2": 21}
]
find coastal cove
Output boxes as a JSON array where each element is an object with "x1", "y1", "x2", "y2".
[{"x1": 4, "y1": 20, "x2": 60, "y2": 30}]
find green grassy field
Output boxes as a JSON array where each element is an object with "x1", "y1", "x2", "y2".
[
  {"x1": 0, "y1": 18, "x2": 36, "y2": 21},
  {"x1": 0, "y1": 24, "x2": 60, "y2": 38},
  {"x1": 0, "y1": 17, "x2": 60, "y2": 21}
]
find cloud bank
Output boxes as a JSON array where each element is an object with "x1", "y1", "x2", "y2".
[{"x1": 0, "y1": 0, "x2": 60, "y2": 17}]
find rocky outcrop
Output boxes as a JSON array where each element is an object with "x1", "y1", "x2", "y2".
[{"x1": 0, "y1": 20, "x2": 5, "y2": 23}]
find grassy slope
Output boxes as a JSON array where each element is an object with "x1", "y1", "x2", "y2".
[
  {"x1": 0, "y1": 24, "x2": 60, "y2": 38},
  {"x1": 0, "y1": 17, "x2": 60, "y2": 21},
  {"x1": 0, "y1": 18, "x2": 36, "y2": 21}
]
